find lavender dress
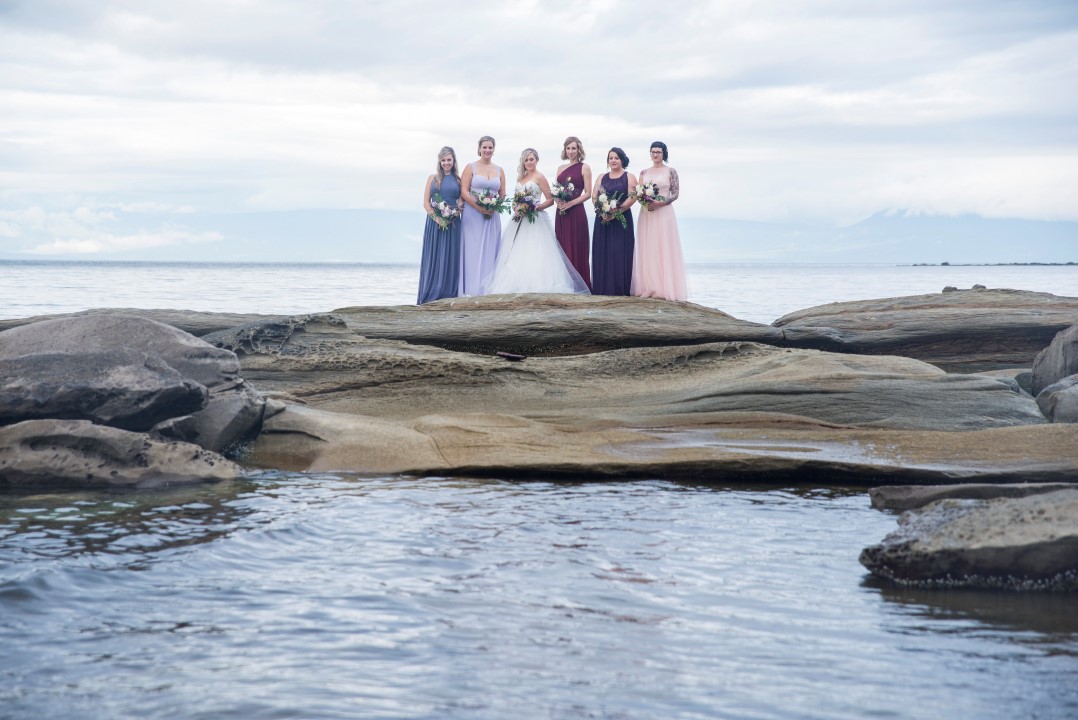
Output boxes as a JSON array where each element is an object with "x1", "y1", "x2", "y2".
[{"x1": 459, "y1": 163, "x2": 503, "y2": 296}]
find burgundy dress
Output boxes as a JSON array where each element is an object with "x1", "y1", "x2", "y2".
[
  {"x1": 554, "y1": 162, "x2": 591, "y2": 289},
  {"x1": 591, "y1": 172, "x2": 635, "y2": 296}
]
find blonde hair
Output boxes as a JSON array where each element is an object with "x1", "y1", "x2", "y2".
[
  {"x1": 516, "y1": 148, "x2": 538, "y2": 181},
  {"x1": 434, "y1": 146, "x2": 459, "y2": 189},
  {"x1": 477, "y1": 135, "x2": 496, "y2": 155},
  {"x1": 561, "y1": 136, "x2": 585, "y2": 162}
]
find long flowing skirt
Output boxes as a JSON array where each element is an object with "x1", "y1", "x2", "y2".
[
  {"x1": 459, "y1": 205, "x2": 501, "y2": 296},
  {"x1": 482, "y1": 212, "x2": 591, "y2": 295},
  {"x1": 554, "y1": 204, "x2": 592, "y2": 289},
  {"x1": 631, "y1": 205, "x2": 688, "y2": 301},
  {"x1": 591, "y1": 213, "x2": 634, "y2": 296},
  {"x1": 417, "y1": 217, "x2": 461, "y2": 304}
]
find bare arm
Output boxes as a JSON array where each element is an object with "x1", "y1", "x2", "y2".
[
  {"x1": 459, "y1": 164, "x2": 481, "y2": 212},
  {"x1": 421, "y1": 175, "x2": 435, "y2": 216},
  {"x1": 576, "y1": 163, "x2": 593, "y2": 207},
  {"x1": 536, "y1": 174, "x2": 555, "y2": 212},
  {"x1": 622, "y1": 173, "x2": 638, "y2": 210},
  {"x1": 498, "y1": 167, "x2": 506, "y2": 198}
]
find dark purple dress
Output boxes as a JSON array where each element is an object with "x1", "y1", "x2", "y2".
[
  {"x1": 591, "y1": 172, "x2": 634, "y2": 296},
  {"x1": 554, "y1": 163, "x2": 591, "y2": 289}
]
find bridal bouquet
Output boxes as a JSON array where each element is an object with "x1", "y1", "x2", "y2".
[
  {"x1": 512, "y1": 190, "x2": 539, "y2": 223},
  {"x1": 632, "y1": 181, "x2": 665, "y2": 210},
  {"x1": 550, "y1": 180, "x2": 575, "y2": 215},
  {"x1": 594, "y1": 190, "x2": 628, "y2": 229},
  {"x1": 430, "y1": 194, "x2": 461, "y2": 231},
  {"x1": 472, "y1": 189, "x2": 510, "y2": 220}
]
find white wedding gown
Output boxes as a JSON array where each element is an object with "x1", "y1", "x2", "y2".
[{"x1": 481, "y1": 181, "x2": 591, "y2": 295}]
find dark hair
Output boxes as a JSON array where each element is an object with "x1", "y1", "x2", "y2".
[
  {"x1": 607, "y1": 147, "x2": 630, "y2": 168},
  {"x1": 650, "y1": 141, "x2": 668, "y2": 161}
]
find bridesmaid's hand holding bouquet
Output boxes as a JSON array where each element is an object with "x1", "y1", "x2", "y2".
[
  {"x1": 632, "y1": 181, "x2": 665, "y2": 211},
  {"x1": 550, "y1": 181, "x2": 575, "y2": 216},
  {"x1": 594, "y1": 191, "x2": 628, "y2": 229},
  {"x1": 473, "y1": 190, "x2": 510, "y2": 220},
  {"x1": 430, "y1": 194, "x2": 460, "y2": 231}
]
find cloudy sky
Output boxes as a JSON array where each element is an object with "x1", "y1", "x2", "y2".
[{"x1": 1, "y1": 0, "x2": 1076, "y2": 259}]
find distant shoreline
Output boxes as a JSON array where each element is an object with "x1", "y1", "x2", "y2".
[{"x1": 912, "y1": 262, "x2": 1076, "y2": 267}]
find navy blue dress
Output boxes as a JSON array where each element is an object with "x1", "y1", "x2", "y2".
[
  {"x1": 417, "y1": 175, "x2": 462, "y2": 304},
  {"x1": 591, "y1": 172, "x2": 635, "y2": 296}
]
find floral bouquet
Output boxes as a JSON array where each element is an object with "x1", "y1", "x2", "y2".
[
  {"x1": 430, "y1": 193, "x2": 461, "y2": 231},
  {"x1": 632, "y1": 181, "x2": 665, "y2": 210},
  {"x1": 550, "y1": 180, "x2": 575, "y2": 215},
  {"x1": 472, "y1": 189, "x2": 510, "y2": 220},
  {"x1": 594, "y1": 190, "x2": 628, "y2": 229},
  {"x1": 512, "y1": 190, "x2": 539, "y2": 224}
]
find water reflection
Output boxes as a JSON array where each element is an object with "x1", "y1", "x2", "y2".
[{"x1": 868, "y1": 578, "x2": 1078, "y2": 638}]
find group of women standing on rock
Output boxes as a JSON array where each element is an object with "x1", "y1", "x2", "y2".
[{"x1": 417, "y1": 135, "x2": 688, "y2": 305}]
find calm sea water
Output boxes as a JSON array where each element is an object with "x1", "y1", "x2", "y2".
[
  {"x1": 1, "y1": 260, "x2": 1076, "y2": 323},
  {"x1": 1, "y1": 261, "x2": 1077, "y2": 719}
]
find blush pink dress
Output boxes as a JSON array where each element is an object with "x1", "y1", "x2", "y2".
[{"x1": 630, "y1": 165, "x2": 688, "y2": 301}]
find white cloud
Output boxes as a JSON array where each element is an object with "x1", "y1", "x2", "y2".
[{"x1": 0, "y1": 0, "x2": 1076, "y2": 261}]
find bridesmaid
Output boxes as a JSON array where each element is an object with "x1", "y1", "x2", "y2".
[
  {"x1": 631, "y1": 140, "x2": 688, "y2": 301},
  {"x1": 459, "y1": 135, "x2": 506, "y2": 296},
  {"x1": 591, "y1": 147, "x2": 637, "y2": 296},
  {"x1": 417, "y1": 146, "x2": 463, "y2": 304},
  {"x1": 553, "y1": 136, "x2": 593, "y2": 288}
]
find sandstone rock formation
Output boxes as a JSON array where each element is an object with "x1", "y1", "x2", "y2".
[
  {"x1": 773, "y1": 288, "x2": 1078, "y2": 372},
  {"x1": 0, "y1": 314, "x2": 264, "y2": 452},
  {"x1": 1031, "y1": 322, "x2": 1078, "y2": 395},
  {"x1": 1036, "y1": 375, "x2": 1078, "y2": 423},
  {"x1": 860, "y1": 489, "x2": 1078, "y2": 589},
  {"x1": 868, "y1": 483, "x2": 1077, "y2": 512},
  {"x1": 205, "y1": 314, "x2": 1045, "y2": 432},
  {"x1": 0, "y1": 349, "x2": 206, "y2": 429},
  {"x1": 0, "y1": 308, "x2": 281, "y2": 337},
  {"x1": 0, "y1": 419, "x2": 239, "y2": 490}
]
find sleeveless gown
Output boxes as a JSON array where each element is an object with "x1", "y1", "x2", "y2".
[
  {"x1": 554, "y1": 163, "x2": 591, "y2": 288},
  {"x1": 482, "y1": 181, "x2": 591, "y2": 295},
  {"x1": 416, "y1": 174, "x2": 461, "y2": 304},
  {"x1": 459, "y1": 163, "x2": 502, "y2": 296},
  {"x1": 591, "y1": 172, "x2": 635, "y2": 296},
  {"x1": 631, "y1": 167, "x2": 688, "y2": 301}
]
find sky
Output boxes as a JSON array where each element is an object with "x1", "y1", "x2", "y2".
[{"x1": 1, "y1": 0, "x2": 1077, "y2": 261}]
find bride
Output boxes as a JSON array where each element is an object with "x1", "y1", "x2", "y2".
[{"x1": 481, "y1": 148, "x2": 591, "y2": 295}]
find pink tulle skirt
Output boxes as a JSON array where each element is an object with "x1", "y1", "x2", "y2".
[{"x1": 630, "y1": 205, "x2": 688, "y2": 301}]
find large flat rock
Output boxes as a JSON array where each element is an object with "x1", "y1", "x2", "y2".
[
  {"x1": 207, "y1": 315, "x2": 1045, "y2": 432},
  {"x1": 0, "y1": 308, "x2": 281, "y2": 337},
  {"x1": 247, "y1": 405, "x2": 1078, "y2": 483},
  {"x1": 330, "y1": 294, "x2": 784, "y2": 356},
  {"x1": 773, "y1": 288, "x2": 1078, "y2": 372}
]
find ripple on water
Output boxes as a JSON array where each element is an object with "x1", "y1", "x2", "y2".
[{"x1": 0, "y1": 475, "x2": 1075, "y2": 720}]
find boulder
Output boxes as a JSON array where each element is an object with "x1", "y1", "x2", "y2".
[
  {"x1": 0, "y1": 419, "x2": 239, "y2": 490},
  {"x1": 0, "y1": 314, "x2": 264, "y2": 452},
  {"x1": 1031, "y1": 322, "x2": 1078, "y2": 395},
  {"x1": 0, "y1": 349, "x2": 206, "y2": 430},
  {"x1": 859, "y1": 489, "x2": 1078, "y2": 589},
  {"x1": 868, "y1": 483, "x2": 1077, "y2": 512},
  {"x1": 0, "y1": 308, "x2": 282, "y2": 337},
  {"x1": 327, "y1": 294, "x2": 785, "y2": 356},
  {"x1": 1036, "y1": 375, "x2": 1078, "y2": 423},
  {"x1": 207, "y1": 315, "x2": 1045, "y2": 432},
  {"x1": 773, "y1": 288, "x2": 1078, "y2": 372}
]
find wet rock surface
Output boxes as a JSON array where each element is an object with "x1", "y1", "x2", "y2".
[
  {"x1": 869, "y1": 482, "x2": 1077, "y2": 512},
  {"x1": 859, "y1": 489, "x2": 1078, "y2": 590},
  {"x1": 773, "y1": 288, "x2": 1078, "y2": 372},
  {"x1": 0, "y1": 419, "x2": 240, "y2": 490}
]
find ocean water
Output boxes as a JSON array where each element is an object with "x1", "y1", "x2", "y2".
[
  {"x1": 1, "y1": 261, "x2": 1077, "y2": 719},
  {"x1": 1, "y1": 260, "x2": 1076, "y2": 323}
]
